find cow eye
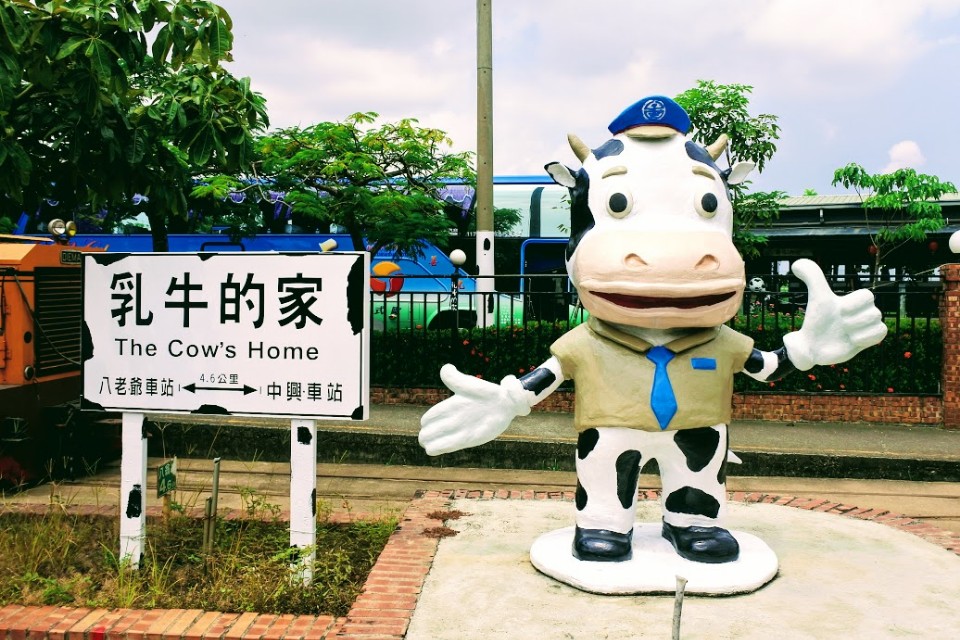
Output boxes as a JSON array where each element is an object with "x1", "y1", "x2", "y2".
[
  {"x1": 606, "y1": 191, "x2": 633, "y2": 219},
  {"x1": 696, "y1": 192, "x2": 719, "y2": 219}
]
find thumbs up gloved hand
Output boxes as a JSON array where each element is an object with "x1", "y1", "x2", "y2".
[{"x1": 781, "y1": 259, "x2": 888, "y2": 371}]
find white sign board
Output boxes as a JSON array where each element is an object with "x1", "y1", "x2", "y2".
[{"x1": 82, "y1": 252, "x2": 369, "y2": 419}]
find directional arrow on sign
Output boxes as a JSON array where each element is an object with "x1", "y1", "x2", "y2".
[{"x1": 183, "y1": 383, "x2": 257, "y2": 395}]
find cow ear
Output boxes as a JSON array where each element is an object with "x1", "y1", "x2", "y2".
[
  {"x1": 726, "y1": 161, "x2": 755, "y2": 185},
  {"x1": 545, "y1": 162, "x2": 577, "y2": 188}
]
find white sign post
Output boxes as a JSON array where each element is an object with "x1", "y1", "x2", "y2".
[
  {"x1": 82, "y1": 252, "x2": 369, "y2": 575},
  {"x1": 119, "y1": 412, "x2": 146, "y2": 565},
  {"x1": 290, "y1": 418, "x2": 317, "y2": 584}
]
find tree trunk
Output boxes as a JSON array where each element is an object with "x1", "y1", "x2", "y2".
[
  {"x1": 349, "y1": 228, "x2": 365, "y2": 254},
  {"x1": 147, "y1": 207, "x2": 170, "y2": 252}
]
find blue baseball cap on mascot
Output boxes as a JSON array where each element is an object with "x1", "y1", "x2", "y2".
[{"x1": 608, "y1": 95, "x2": 691, "y2": 136}]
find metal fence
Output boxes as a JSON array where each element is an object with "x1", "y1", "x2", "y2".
[{"x1": 370, "y1": 273, "x2": 943, "y2": 394}]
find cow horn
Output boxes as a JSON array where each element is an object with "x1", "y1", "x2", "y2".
[
  {"x1": 706, "y1": 134, "x2": 729, "y2": 161},
  {"x1": 568, "y1": 133, "x2": 591, "y2": 162}
]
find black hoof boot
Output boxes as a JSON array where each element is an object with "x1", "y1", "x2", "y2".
[
  {"x1": 572, "y1": 526, "x2": 633, "y2": 562},
  {"x1": 662, "y1": 521, "x2": 740, "y2": 564}
]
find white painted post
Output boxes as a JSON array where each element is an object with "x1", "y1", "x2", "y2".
[
  {"x1": 119, "y1": 412, "x2": 147, "y2": 568},
  {"x1": 290, "y1": 418, "x2": 318, "y2": 584}
]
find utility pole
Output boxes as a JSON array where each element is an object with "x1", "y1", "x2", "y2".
[{"x1": 476, "y1": 0, "x2": 495, "y2": 323}]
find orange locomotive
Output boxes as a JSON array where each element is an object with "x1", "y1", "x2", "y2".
[{"x1": 0, "y1": 226, "x2": 117, "y2": 487}]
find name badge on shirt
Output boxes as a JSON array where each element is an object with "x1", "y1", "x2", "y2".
[{"x1": 691, "y1": 358, "x2": 717, "y2": 370}]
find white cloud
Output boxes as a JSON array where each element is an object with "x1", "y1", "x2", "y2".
[
  {"x1": 881, "y1": 141, "x2": 927, "y2": 173},
  {"x1": 218, "y1": 0, "x2": 960, "y2": 194}
]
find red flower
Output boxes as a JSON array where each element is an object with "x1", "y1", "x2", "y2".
[
  {"x1": 462, "y1": 339, "x2": 470, "y2": 346},
  {"x1": 518, "y1": 368, "x2": 526, "y2": 374},
  {"x1": 808, "y1": 374, "x2": 816, "y2": 381},
  {"x1": 904, "y1": 352, "x2": 912, "y2": 359},
  {"x1": 840, "y1": 384, "x2": 846, "y2": 390},
  {"x1": 768, "y1": 382, "x2": 775, "y2": 388},
  {"x1": 887, "y1": 387, "x2": 894, "y2": 393}
]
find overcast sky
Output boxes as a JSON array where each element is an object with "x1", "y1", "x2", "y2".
[{"x1": 221, "y1": 0, "x2": 960, "y2": 196}]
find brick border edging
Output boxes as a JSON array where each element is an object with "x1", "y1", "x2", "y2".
[{"x1": 2, "y1": 490, "x2": 958, "y2": 639}]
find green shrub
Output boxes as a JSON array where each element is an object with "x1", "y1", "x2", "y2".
[
  {"x1": 372, "y1": 315, "x2": 942, "y2": 395},
  {"x1": 731, "y1": 312, "x2": 940, "y2": 394},
  {"x1": 372, "y1": 322, "x2": 574, "y2": 387}
]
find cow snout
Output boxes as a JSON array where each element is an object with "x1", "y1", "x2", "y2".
[{"x1": 622, "y1": 252, "x2": 720, "y2": 271}]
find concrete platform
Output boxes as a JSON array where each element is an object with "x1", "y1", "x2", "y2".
[{"x1": 407, "y1": 497, "x2": 960, "y2": 640}]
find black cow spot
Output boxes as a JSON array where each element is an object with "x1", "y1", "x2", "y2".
[
  {"x1": 744, "y1": 348, "x2": 766, "y2": 374},
  {"x1": 717, "y1": 428, "x2": 730, "y2": 485},
  {"x1": 771, "y1": 346, "x2": 797, "y2": 380},
  {"x1": 673, "y1": 427, "x2": 720, "y2": 472},
  {"x1": 577, "y1": 428, "x2": 600, "y2": 460},
  {"x1": 615, "y1": 450, "x2": 642, "y2": 509},
  {"x1": 592, "y1": 139, "x2": 624, "y2": 160},
  {"x1": 665, "y1": 486, "x2": 720, "y2": 518},
  {"x1": 565, "y1": 168, "x2": 594, "y2": 261},
  {"x1": 297, "y1": 426, "x2": 313, "y2": 445},
  {"x1": 520, "y1": 368, "x2": 557, "y2": 395},
  {"x1": 575, "y1": 482, "x2": 588, "y2": 510},
  {"x1": 125, "y1": 485, "x2": 143, "y2": 519},
  {"x1": 684, "y1": 140, "x2": 721, "y2": 174}
]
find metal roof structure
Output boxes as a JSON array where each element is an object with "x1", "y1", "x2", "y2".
[
  {"x1": 778, "y1": 193, "x2": 960, "y2": 209},
  {"x1": 764, "y1": 192, "x2": 960, "y2": 238}
]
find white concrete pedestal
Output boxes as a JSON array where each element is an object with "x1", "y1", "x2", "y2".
[{"x1": 529, "y1": 524, "x2": 779, "y2": 595}]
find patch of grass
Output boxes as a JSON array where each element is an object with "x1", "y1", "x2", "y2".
[{"x1": 0, "y1": 509, "x2": 397, "y2": 616}]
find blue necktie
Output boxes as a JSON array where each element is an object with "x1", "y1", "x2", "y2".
[{"x1": 646, "y1": 346, "x2": 677, "y2": 430}]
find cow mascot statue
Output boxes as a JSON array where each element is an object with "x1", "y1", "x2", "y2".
[{"x1": 419, "y1": 96, "x2": 887, "y2": 594}]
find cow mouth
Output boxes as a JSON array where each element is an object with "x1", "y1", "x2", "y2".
[{"x1": 592, "y1": 291, "x2": 736, "y2": 310}]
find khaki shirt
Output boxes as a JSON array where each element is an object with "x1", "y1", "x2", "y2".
[{"x1": 551, "y1": 318, "x2": 754, "y2": 432}]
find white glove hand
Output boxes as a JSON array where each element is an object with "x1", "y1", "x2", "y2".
[
  {"x1": 418, "y1": 364, "x2": 531, "y2": 456},
  {"x1": 782, "y1": 259, "x2": 887, "y2": 371}
]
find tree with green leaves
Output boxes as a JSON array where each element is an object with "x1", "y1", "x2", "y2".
[
  {"x1": 0, "y1": 0, "x2": 267, "y2": 250},
  {"x1": 832, "y1": 164, "x2": 956, "y2": 282},
  {"x1": 196, "y1": 112, "x2": 474, "y2": 256},
  {"x1": 675, "y1": 80, "x2": 786, "y2": 259}
]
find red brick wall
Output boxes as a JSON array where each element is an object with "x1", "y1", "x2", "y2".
[
  {"x1": 940, "y1": 263, "x2": 960, "y2": 428},
  {"x1": 731, "y1": 393, "x2": 942, "y2": 425}
]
